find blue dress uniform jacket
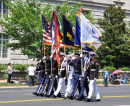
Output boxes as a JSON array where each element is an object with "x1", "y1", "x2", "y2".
[{"x1": 89, "y1": 59, "x2": 99, "y2": 80}]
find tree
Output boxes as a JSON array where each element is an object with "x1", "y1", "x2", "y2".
[
  {"x1": 97, "y1": 5, "x2": 130, "y2": 69},
  {"x1": 0, "y1": 0, "x2": 94, "y2": 60}
]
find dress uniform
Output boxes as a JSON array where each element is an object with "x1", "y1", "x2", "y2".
[
  {"x1": 87, "y1": 52, "x2": 100, "y2": 102},
  {"x1": 33, "y1": 61, "x2": 45, "y2": 96},
  {"x1": 69, "y1": 53, "x2": 81, "y2": 100},
  {"x1": 46, "y1": 55, "x2": 61, "y2": 97},
  {"x1": 39, "y1": 56, "x2": 51, "y2": 96},
  {"x1": 53, "y1": 53, "x2": 67, "y2": 98},
  {"x1": 64, "y1": 55, "x2": 74, "y2": 98},
  {"x1": 77, "y1": 51, "x2": 89, "y2": 100}
]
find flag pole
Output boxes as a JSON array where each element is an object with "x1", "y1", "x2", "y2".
[
  {"x1": 43, "y1": 42, "x2": 46, "y2": 73},
  {"x1": 73, "y1": 46, "x2": 75, "y2": 75},
  {"x1": 81, "y1": 44, "x2": 83, "y2": 77},
  {"x1": 51, "y1": 56, "x2": 52, "y2": 76},
  {"x1": 64, "y1": 45, "x2": 68, "y2": 77}
]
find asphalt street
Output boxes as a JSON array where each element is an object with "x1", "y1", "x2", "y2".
[{"x1": 0, "y1": 85, "x2": 130, "y2": 106}]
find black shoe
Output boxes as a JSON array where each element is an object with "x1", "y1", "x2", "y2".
[
  {"x1": 39, "y1": 93, "x2": 44, "y2": 97},
  {"x1": 87, "y1": 98, "x2": 91, "y2": 102},
  {"x1": 52, "y1": 95, "x2": 57, "y2": 98},
  {"x1": 57, "y1": 94, "x2": 61, "y2": 98},
  {"x1": 75, "y1": 97, "x2": 82, "y2": 101},
  {"x1": 69, "y1": 96, "x2": 73, "y2": 100},
  {"x1": 95, "y1": 99, "x2": 101, "y2": 102},
  {"x1": 33, "y1": 92, "x2": 37, "y2": 95},
  {"x1": 46, "y1": 95, "x2": 50, "y2": 97}
]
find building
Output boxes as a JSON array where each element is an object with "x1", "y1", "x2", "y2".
[{"x1": 0, "y1": 0, "x2": 130, "y2": 64}]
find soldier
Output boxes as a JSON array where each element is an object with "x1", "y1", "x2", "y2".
[
  {"x1": 53, "y1": 53, "x2": 67, "y2": 98},
  {"x1": 87, "y1": 52, "x2": 100, "y2": 102},
  {"x1": 76, "y1": 51, "x2": 89, "y2": 101},
  {"x1": 64, "y1": 55, "x2": 74, "y2": 98},
  {"x1": 39, "y1": 55, "x2": 51, "y2": 97},
  {"x1": 69, "y1": 53, "x2": 81, "y2": 100},
  {"x1": 46, "y1": 54, "x2": 61, "y2": 97}
]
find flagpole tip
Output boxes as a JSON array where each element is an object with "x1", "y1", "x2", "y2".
[{"x1": 41, "y1": 13, "x2": 43, "y2": 15}]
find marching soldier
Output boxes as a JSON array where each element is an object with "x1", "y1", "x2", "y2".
[
  {"x1": 39, "y1": 55, "x2": 51, "y2": 97},
  {"x1": 69, "y1": 53, "x2": 81, "y2": 100},
  {"x1": 64, "y1": 55, "x2": 74, "y2": 98},
  {"x1": 87, "y1": 52, "x2": 100, "y2": 102},
  {"x1": 53, "y1": 53, "x2": 67, "y2": 98},
  {"x1": 76, "y1": 51, "x2": 89, "y2": 101},
  {"x1": 46, "y1": 54, "x2": 61, "y2": 97}
]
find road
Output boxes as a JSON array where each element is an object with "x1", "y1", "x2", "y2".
[{"x1": 0, "y1": 85, "x2": 130, "y2": 106}]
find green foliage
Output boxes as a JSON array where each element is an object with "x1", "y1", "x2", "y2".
[
  {"x1": 118, "y1": 67, "x2": 130, "y2": 71},
  {"x1": 13, "y1": 64, "x2": 29, "y2": 72},
  {"x1": 0, "y1": 65, "x2": 4, "y2": 72},
  {"x1": 103, "y1": 66, "x2": 116, "y2": 73},
  {"x1": 97, "y1": 5, "x2": 130, "y2": 68}
]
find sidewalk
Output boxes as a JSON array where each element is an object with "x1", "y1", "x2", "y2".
[{"x1": 0, "y1": 79, "x2": 130, "y2": 89}]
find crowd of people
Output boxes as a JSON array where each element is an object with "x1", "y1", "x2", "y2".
[{"x1": 32, "y1": 51, "x2": 101, "y2": 102}]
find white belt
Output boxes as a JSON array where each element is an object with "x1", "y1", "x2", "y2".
[{"x1": 91, "y1": 69, "x2": 96, "y2": 71}]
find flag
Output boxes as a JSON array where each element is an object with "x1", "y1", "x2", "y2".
[
  {"x1": 50, "y1": 10, "x2": 61, "y2": 66},
  {"x1": 80, "y1": 13, "x2": 102, "y2": 51},
  {"x1": 74, "y1": 13, "x2": 93, "y2": 51},
  {"x1": 42, "y1": 14, "x2": 52, "y2": 45},
  {"x1": 42, "y1": 14, "x2": 64, "y2": 48},
  {"x1": 62, "y1": 13, "x2": 74, "y2": 48}
]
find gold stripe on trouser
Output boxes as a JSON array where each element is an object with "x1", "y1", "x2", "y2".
[
  {"x1": 37, "y1": 78, "x2": 45, "y2": 93},
  {"x1": 48, "y1": 78, "x2": 56, "y2": 96},
  {"x1": 42, "y1": 79, "x2": 49, "y2": 94}
]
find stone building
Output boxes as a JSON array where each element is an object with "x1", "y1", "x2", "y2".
[{"x1": 0, "y1": 0, "x2": 130, "y2": 64}]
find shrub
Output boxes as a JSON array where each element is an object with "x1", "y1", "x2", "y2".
[
  {"x1": 0, "y1": 65, "x2": 4, "y2": 72},
  {"x1": 13, "y1": 64, "x2": 28, "y2": 72},
  {"x1": 118, "y1": 67, "x2": 130, "y2": 71},
  {"x1": 103, "y1": 66, "x2": 116, "y2": 73}
]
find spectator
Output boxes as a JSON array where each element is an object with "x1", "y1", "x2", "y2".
[
  {"x1": 103, "y1": 69, "x2": 106, "y2": 85},
  {"x1": 7, "y1": 63, "x2": 13, "y2": 84},
  {"x1": 104, "y1": 70, "x2": 109, "y2": 87},
  {"x1": 27, "y1": 64, "x2": 36, "y2": 86}
]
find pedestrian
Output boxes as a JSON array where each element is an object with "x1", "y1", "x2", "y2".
[
  {"x1": 27, "y1": 64, "x2": 36, "y2": 86},
  {"x1": 103, "y1": 69, "x2": 106, "y2": 85},
  {"x1": 7, "y1": 63, "x2": 13, "y2": 84},
  {"x1": 104, "y1": 70, "x2": 109, "y2": 87},
  {"x1": 87, "y1": 52, "x2": 100, "y2": 102}
]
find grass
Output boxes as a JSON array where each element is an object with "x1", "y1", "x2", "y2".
[{"x1": 0, "y1": 83, "x2": 28, "y2": 86}]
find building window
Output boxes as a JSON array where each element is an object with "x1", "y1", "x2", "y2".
[
  {"x1": 0, "y1": 1, "x2": 8, "y2": 17},
  {"x1": 0, "y1": 34, "x2": 8, "y2": 58}
]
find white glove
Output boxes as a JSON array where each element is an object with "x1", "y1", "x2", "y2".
[
  {"x1": 64, "y1": 57, "x2": 67, "y2": 61},
  {"x1": 56, "y1": 75, "x2": 58, "y2": 78},
  {"x1": 80, "y1": 54, "x2": 83, "y2": 58},
  {"x1": 64, "y1": 77, "x2": 66, "y2": 79},
  {"x1": 54, "y1": 58, "x2": 56, "y2": 60},
  {"x1": 94, "y1": 78, "x2": 97, "y2": 80},
  {"x1": 71, "y1": 57, "x2": 75, "y2": 60},
  {"x1": 50, "y1": 55, "x2": 53, "y2": 59},
  {"x1": 79, "y1": 78, "x2": 82, "y2": 80},
  {"x1": 49, "y1": 75, "x2": 51, "y2": 78},
  {"x1": 43, "y1": 56, "x2": 46, "y2": 60}
]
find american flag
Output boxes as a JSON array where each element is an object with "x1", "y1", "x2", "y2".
[{"x1": 42, "y1": 14, "x2": 64, "y2": 47}]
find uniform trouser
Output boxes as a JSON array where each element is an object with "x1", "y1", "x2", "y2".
[
  {"x1": 54, "y1": 78, "x2": 67, "y2": 96},
  {"x1": 46, "y1": 75, "x2": 61, "y2": 96},
  {"x1": 70, "y1": 74, "x2": 81, "y2": 97},
  {"x1": 78, "y1": 71, "x2": 89, "y2": 99},
  {"x1": 64, "y1": 78, "x2": 73, "y2": 97},
  {"x1": 40, "y1": 78, "x2": 50, "y2": 94},
  {"x1": 87, "y1": 79, "x2": 100, "y2": 99},
  {"x1": 35, "y1": 77, "x2": 45, "y2": 93}
]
